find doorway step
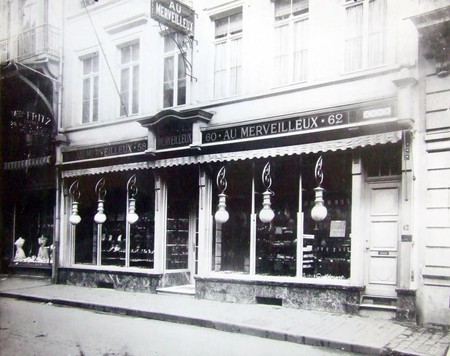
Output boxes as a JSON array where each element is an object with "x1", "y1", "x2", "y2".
[
  {"x1": 359, "y1": 295, "x2": 397, "y2": 320},
  {"x1": 156, "y1": 284, "x2": 195, "y2": 297}
]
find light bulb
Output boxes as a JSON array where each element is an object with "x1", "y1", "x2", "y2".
[
  {"x1": 94, "y1": 200, "x2": 107, "y2": 224},
  {"x1": 259, "y1": 190, "x2": 275, "y2": 223},
  {"x1": 127, "y1": 198, "x2": 139, "y2": 224},
  {"x1": 69, "y1": 213, "x2": 81, "y2": 225},
  {"x1": 70, "y1": 201, "x2": 81, "y2": 225},
  {"x1": 214, "y1": 193, "x2": 229, "y2": 224},
  {"x1": 311, "y1": 187, "x2": 327, "y2": 222}
]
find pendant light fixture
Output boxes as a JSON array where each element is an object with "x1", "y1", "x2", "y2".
[
  {"x1": 214, "y1": 166, "x2": 229, "y2": 224},
  {"x1": 311, "y1": 156, "x2": 327, "y2": 224},
  {"x1": 94, "y1": 177, "x2": 107, "y2": 224},
  {"x1": 69, "y1": 180, "x2": 81, "y2": 225},
  {"x1": 259, "y1": 162, "x2": 275, "y2": 224},
  {"x1": 127, "y1": 174, "x2": 139, "y2": 224}
]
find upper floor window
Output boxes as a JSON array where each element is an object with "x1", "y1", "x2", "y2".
[
  {"x1": 273, "y1": 0, "x2": 309, "y2": 86},
  {"x1": 213, "y1": 11, "x2": 242, "y2": 99},
  {"x1": 20, "y1": 0, "x2": 38, "y2": 31},
  {"x1": 119, "y1": 42, "x2": 140, "y2": 116},
  {"x1": 344, "y1": 0, "x2": 387, "y2": 72},
  {"x1": 82, "y1": 54, "x2": 99, "y2": 124},
  {"x1": 163, "y1": 33, "x2": 187, "y2": 108}
]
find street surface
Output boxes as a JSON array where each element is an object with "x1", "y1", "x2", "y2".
[{"x1": 0, "y1": 298, "x2": 354, "y2": 355}]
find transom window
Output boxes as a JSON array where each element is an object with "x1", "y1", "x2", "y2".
[
  {"x1": 213, "y1": 11, "x2": 243, "y2": 99},
  {"x1": 163, "y1": 33, "x2": 187, "y2": 108},
  {"x1": 344, "y1": 0, "x2": 387, "y2": 72},
  {"x1": 273, "y1": 0, "x2": 309, "y2": 86},
  {"x1": 119, "y1": 42, "x2": 140, "y2": 116},
  {"x1": 82, "y1": 54, "x2": 99, "y2": 124}
]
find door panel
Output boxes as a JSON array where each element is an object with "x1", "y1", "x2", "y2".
[{"x1": 364, "y1": 182, "x2": 400, "y2": 296}]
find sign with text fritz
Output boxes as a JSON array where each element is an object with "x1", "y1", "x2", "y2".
[{"x1": 151, "y1": 0, "x2": 195, "y2": 37}]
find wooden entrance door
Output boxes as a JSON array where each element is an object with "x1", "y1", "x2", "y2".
[{"x1": 364, "y1": 181, "x2": 401, "y2": 297}]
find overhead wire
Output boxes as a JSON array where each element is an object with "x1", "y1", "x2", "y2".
[{"x1": 82, "y1": 0, "x2": 128, "y2": 117}]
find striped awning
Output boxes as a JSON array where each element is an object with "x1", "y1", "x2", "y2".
[
  {"x1": 4, "y1": 155, "x2": 52, "y2": 170},
  {"x1": 62, "y1": 131, "x2": 402, "y2": 178}
]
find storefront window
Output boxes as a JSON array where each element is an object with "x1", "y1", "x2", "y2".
[
  {"x1": 210, "y1": 153, "x2": 352, "y2": 279},
  {"x1": 165, "y1": 166, "x2": 197, "y2": 270},
  {"x1": 12, "y1": 187, "x2": 55, "y2": 263},
  {"x1": 256, "y1": 158, "x2": 299, "y2": 276},
  {"x1": 212, "y1": 162, "x2": 252, "y2": 273},
  {"x1": 129, "y1": 173, "x2": 155, "y2": 269},
  {"x1": 302, "y1": 153, "x2": 352, "y2": 279},
  {"x1": 74, "y1": 178, "x2": 96, "y2": 264},
  {"x1": 72, "y1": 171, "x2": 155, "y2": 268},
  {"x1": 101, "y1": 185, "x2": 126, "y2": 267}
]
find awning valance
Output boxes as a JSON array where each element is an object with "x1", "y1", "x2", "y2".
[
  {"x1": 4, "y1": 155, "x2": 52, "y2": 170},
  {"x1": 62, "y1": 131, "x2": 402, "y2": 178}
]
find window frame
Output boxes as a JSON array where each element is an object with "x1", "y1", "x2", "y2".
[
  {"x1": 70, "y1": 171, "x2": 156, "y2": 270},
  {"x1": 81, "y1": 53, "x2": 99, "y2": 124},
  {"x1": 118, "y1": 40, "x2": 140, "y2": 117},
  {"x1": 210, "y1": 153, "x2": 353, "y2": 281},
  {"x1": 344, "y1": 0, "x2": 388, "y2": 73},
  {"x1": 273, "y1": 0, "x2": 309, "y2": 87},
  {"x1": 162, "y1": 32, "x2": 188, "y2": 109},
  {"x1": 213, "y1": 10, "x2": 243, "y2": 99}
]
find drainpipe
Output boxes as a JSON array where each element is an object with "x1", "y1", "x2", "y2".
[{"x1": 51, "y1": 0, "x2": 66, "y2": 284}]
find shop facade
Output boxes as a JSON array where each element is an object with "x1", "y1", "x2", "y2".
[
  {"x1": 59, "y1": 100, "x2": 414, "y2": 319},
  {"x1": 0, "y1": 0, "x2": 63, "y2": 277},
  {"x1": 54, "y1": 0, "x2": 449, "y2": 327}
]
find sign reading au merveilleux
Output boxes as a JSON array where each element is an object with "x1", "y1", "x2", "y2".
[
  {"x1": 151, "y1": 0, "x2": 195, "y2": 37},
  {"x1": 202, "y1": 111, "x2": 349, "y2": 144},
  {"x1": 9, "y1": 110, "x2": 53, "y2": 137},
  {"x1": 63, "y1": 140, "x2": 148, "y2": 162},
  {"x1": 156, "y1": 121, "x2": 192, "y2": 150}
]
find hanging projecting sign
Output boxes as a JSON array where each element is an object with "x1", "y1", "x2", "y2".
[
  {"x1": 151, "y1": 0, "x2": 195, "y2": 37},
  {"x1": 9, "y1": 110, "x2": 53, "y2": 138}
]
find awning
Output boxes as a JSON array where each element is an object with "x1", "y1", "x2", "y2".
[
  {"x1": 62, "y1": 131, "x2": 402, "y2": 177},
  {"x1": 4, "y1": 155, "x2": 52, "y2": 170}
]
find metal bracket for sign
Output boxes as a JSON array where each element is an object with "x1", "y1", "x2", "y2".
[{"x1": 158, "y1": 22, "x2": 198, "y2": 82}]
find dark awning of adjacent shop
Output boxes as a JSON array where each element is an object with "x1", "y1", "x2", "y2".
[
  {"x1": 3, "y1": 155, "x2": 52, "y2": 170},
  {"x1": 61, "y1": 131, "x2": 402, "y2": 178}
]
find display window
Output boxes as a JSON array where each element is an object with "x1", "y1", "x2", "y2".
[
  {"x1": 164, "y1": 166, "x2": 198, "y2": 271},
  {"x1": 71, "y1": 170, "x2": 155, "y2": 269},
  {"x1": 211, "y1": 152, "x2": 353, "y2": 279},
  {"x1": 302, "y1": 152, "x2": 352, "y2": 279},
  {"x1": 212, "y1": 161, "x2": 252, "y2": 273},
  {"x1": 11, "y1": 188, "x2": 55, "y2": 264},
  {"x1": 255, "y1": 158, "x2": 299, "y2": 276}
]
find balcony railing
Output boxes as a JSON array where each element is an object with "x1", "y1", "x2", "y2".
[{"x1": 0, "y1": 24, "x2": 60, "y2": 63}]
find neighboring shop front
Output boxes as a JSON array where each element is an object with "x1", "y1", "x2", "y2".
[
  {"x1": 58, "y1": 99, "x2": 415, "y2": 319},
  {"x1": 1, "y1": 64, "x2": 57, "y2": 277}
]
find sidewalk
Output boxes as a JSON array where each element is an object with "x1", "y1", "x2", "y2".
[{"x1": 0, "y1": 276, "x2": 449, "y2": 356}]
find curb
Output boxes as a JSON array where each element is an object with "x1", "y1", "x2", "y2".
[{"x1": 0, "y1": 291, "x2": 423, "y2": 356}]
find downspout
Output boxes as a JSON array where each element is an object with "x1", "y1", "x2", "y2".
[{"x1": 52, "y1": 0, "x2": 66, "y2": 284}]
